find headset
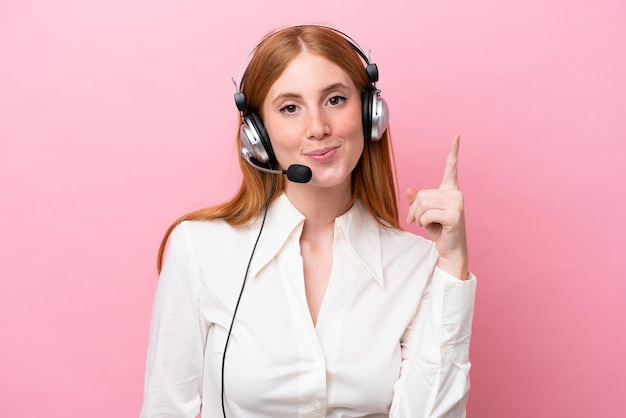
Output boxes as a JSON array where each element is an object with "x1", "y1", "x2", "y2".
[{"x1": 233, "y1": 24, "x2": 390, "y2": 177}]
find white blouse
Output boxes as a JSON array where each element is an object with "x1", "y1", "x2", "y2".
[{"x1": 140, "y1": 193, "x2": 476, "y2": 418}]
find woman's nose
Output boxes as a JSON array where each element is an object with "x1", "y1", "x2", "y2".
[{"x1": 305, "y1": 109, "x2": 331, "y2": 140}]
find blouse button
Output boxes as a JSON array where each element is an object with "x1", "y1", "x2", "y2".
[{"x1": 309, "y1": 401, "x2": 319, "y2": 411}]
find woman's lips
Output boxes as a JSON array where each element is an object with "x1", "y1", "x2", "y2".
[{"x1": 305, "y1": 146, "x2": 340, "y2": 163}]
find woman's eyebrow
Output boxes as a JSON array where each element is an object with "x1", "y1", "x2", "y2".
[{"x1": 270, "y1": 82, "x2": 352, "y2": 104}]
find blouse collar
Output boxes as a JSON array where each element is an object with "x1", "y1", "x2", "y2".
[{"x1": 249, "y1": 193, "x2": 384, "y2": 287}]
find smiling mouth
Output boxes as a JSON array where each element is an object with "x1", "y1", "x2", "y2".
[
  {"x1": 305, "y1": 146, "x2": 340, "y2": 157},
  {"x1": 304, "y1": 146, "x2": 340, "y2": 163}
]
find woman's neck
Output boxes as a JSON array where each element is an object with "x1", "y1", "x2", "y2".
[{"x1": 284, "y1": 181, "x2": 352, "y2": 226}]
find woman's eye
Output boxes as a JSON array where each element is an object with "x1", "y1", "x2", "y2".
[
  {"x1": 328, "y1": 95, "x2": 347, "y2": 106},
  {"x1": 279, "y1": 104, "x2": 298, "y2": 114}
]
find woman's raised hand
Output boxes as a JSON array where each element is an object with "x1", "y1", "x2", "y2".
[{"x1": 406, "y1": 134, "x2": 469, "y2": 280}]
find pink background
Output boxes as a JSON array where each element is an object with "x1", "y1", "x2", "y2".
[{"x1": 1, "y1": 0, "x2": 625, "y2": 417}]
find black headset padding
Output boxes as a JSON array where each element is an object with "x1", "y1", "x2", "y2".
[
  {"x1": 247, "y1": 112, "x2": 277, "y2": 165},
  {"x1": 361, "y1": 89, "x2": 374, "y2": 142}
]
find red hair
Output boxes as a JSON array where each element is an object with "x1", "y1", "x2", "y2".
[{"x1": 157, "y1": 26, "x2": 399, "y2": 271}]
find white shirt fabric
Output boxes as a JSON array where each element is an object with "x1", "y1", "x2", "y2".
[{"x1": 140, "y1": 193, "x2": 476, "y2": 418}]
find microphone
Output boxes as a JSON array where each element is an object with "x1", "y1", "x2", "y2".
[{"x1": 241, "y1": 150, "x2": 312, "y2": 183}]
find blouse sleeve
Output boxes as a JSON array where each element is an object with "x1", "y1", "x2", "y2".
[
  {"x1": 140, "y1": 221, "x2": 208, "y2": 418},
  {"x1": 390, "y1": 266, "x2": 477, "y2": 418}
]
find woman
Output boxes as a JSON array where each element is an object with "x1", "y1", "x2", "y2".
[{"x1": 140, "y1": 25, "x2": 476, "y2": 418}]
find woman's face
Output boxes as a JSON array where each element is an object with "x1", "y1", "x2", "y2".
[{"x1": 261, "y1": 51, "x2": 364, "y2": 190}]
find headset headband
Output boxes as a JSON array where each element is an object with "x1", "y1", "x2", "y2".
[{"x1": 233, "y1": 24, "x2": 379, "y2": 113}]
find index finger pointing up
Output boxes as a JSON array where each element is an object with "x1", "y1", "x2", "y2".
[{"x1": 440, "y1": 134, "x2": 461, "y2": 190}]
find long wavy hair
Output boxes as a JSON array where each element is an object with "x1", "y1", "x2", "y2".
[{"x1": 157, "y1": 25, "x2": 400, "y2": 271}]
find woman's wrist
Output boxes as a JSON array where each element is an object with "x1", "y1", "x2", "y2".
[{"x1": 437, "y1": 256, "x2": 469, "y2": 281}]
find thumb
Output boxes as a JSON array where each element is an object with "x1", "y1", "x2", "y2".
[{"x1": 406, "y1": 187, "x2": 418, "y2": 203}]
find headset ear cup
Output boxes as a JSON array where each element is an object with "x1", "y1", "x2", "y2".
[
  {"x1": 370, "y1": 93, "x2": 389, "y2": 141},
  {"x1": 240, "y1": 112, "x2": 277, "y2": 165},
  {"x1": 249, "y1": 113, "x2": 276, "y2": 165},
  {"x1": 361, "y1": 89, "x2": 389, "y2": 141}
]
